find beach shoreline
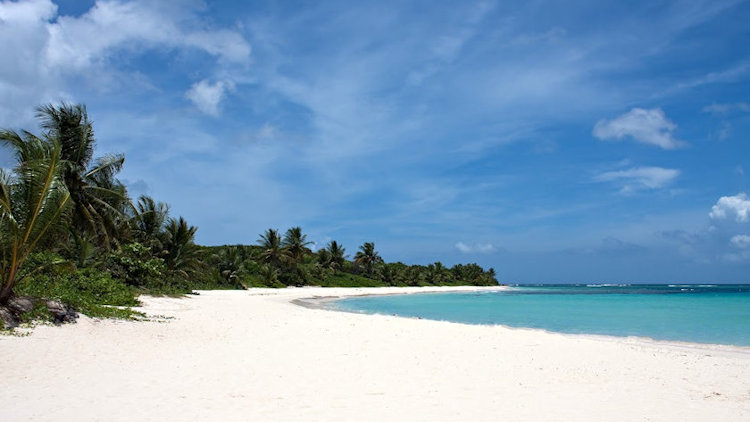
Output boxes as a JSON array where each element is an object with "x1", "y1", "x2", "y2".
[
  {"x1": 293, "y1": 286, "x2": 750, "y2": 355},
  {"x1": 289, "y1": 284, "x2": 509, "y2": 310},
  {"x1": 2, "y1": 286, "x2": 749, "y2": 421}
]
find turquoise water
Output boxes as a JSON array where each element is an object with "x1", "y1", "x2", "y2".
[{"x1": 333, "y1": 285, "x2": 750, "y2": 346}]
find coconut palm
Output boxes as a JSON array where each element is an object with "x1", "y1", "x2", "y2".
[
  {"x1": 258, "y1": 264, "x2": 279, "y2": 286},
  {"x1": 257, "y1": 229, "x2": 289, "y2": 268},
  {"x1": 326, "y1": 241, "x2": 346, "y2": 270},
  {"x1": 161, "y1": 217, "x2": 202, "y2": 277},
  {"x1": 353, "y1": 242, "x2": 383, "y2": 277},
  {"x1": 486, "y1": 267, "x2": 497, "y2": 284},
  {"x1": 69, "y1": 229, "x2": 96, "y2": 267},
  {"x1": 35, "y1": 103, "x2": 128, "y2": 248},
  {"x1": 427, "y1": 262, "x2": 450, "y2": 284},
  {"x1": 317, "y1": 240, "x2": 346, "y2": 270},
  {"x1": 317, "y1": 248, "x2": 331, "y2": 267},
  {"x1": 282, "y1": 226, "x2": 312, "y2": 263},
  {"x1": 0, "y1": 138, "x2": 70, "y2": 304},
  {"x1": 132, "y1": 195, "x2": 170, "y2": 250}
]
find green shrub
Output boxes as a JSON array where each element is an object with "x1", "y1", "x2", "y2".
[
  {"x1": 101, "y1": 242, "x2": 166, "y2": 287},
  {"x1": 15, "y1": 267, "x2": 140, "y2": 319},
  {"x1": 316, "y1": 272, "x2": 386, "y2": 287}
]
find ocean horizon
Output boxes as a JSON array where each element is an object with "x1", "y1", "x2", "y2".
[{"x1": 333, "y1": 284, "x2": 750, "y2": 347}]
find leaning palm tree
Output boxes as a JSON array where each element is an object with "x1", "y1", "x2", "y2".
[
  {"x1": 161, "y1": 217, "x2": 202, "y2": 277},
  {"x1": 0, "y1": 138, "x2": 70, "y2": 304},
  {"x1": 353, "y1": 242, "x2": 383, "y2": 277},
  {"x1": 36, "y1": 103, "x2": 128, "y2": 248},
  {"x1": 257, "y1": 229, "x2": 289, "y2": 268},
  {"x1": 282, "y1": 226, "x2": 312, "y2": 263}
]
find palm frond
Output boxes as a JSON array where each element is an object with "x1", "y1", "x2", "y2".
[{"x1": 85, "y1": 153, "x2": 125, "y2": 180}]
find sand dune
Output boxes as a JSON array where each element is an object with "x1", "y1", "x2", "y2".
[{"x1": 2, "y1": 287, "x2": 749, "y2": 421}]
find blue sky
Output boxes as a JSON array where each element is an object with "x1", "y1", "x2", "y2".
[{"x1": 1, "y1": 0, "x2": 749, "y2": 283}]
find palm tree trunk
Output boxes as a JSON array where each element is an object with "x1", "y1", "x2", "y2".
[
  {"x1": 0, "y1": 247, "x2": 20, "y2": 304},
  {"x1": 0, "y1": 269, "x2": 17, "y2": 304}
]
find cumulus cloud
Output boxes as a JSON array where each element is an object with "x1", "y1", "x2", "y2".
[
  {"x1": 594, "y1": 166, "x2": 679, "y2": 193},
  {"x1": 0, "y1": 0, "x2": 250, "y2": 126},
  {"x1": 0, "y1": 0, "x2": 55, "y2": 21},
  {"x1": 455, "y1": 242, "x2": 496, "y2": 254},
  {"x1": 709, "y1": 193, "x2": 750, "y2": 222},
  {"x1": 593, "y1": 108, "x2": 684, "y2": 149},
  {"x1": 45, "y1": 1, "x2": 250, "y2": 70},
  {"x1": 185, "y1": 79, "x2": 233, "y2": 116}
]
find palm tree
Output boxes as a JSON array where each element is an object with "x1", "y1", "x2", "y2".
[
  {"x1": 354, "y1": 242, "x2": 383, "y2": 277},
  {"x1": 486, "y1": 267, "x2": 497, "y2": 284},
  {"x1": 326, "y1": 240, "x2": 347, "y2": 270},
  {"x1": 258, "y1": 229, "x2": 288, "y2": 268},
  {"x1": 427, "y1": 262, "x2": 449, "y2": 284},
  {"x1": 217, "y1": 245, "x2": 248, "y2": 285},
  {"x1": 317, "y1": 248, "x2": 332, "y2": 268},
  {"x1": 258, "y1": 264, "x2": 279, "y2": 286},
  {"x1": 69, "y1": 229, "x2": 96, "y2": 267},
  {"x1": 317, "y1": 240, "x2": 346, "y2": 270},
  {"x1": 282, "y1": 226, "x2": 312, "y2": 263},
  {"x1": 0, "y1": 138, "x2": 70, "y2": 304},
  {"x1": 161, "y1": 217, "x2": 202, "y2": 277},
  {"x1": 132, "y1": 195, "x2": 170, "y2": 250},
  {"x1": 36, "y1": 103, "x2": 128, "y2": 248}
]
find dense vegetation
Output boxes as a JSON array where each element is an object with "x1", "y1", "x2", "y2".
[{"x1": 0, "y1": 103, "x2": 497, "y2": 328}]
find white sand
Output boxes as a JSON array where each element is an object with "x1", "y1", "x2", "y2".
[{"x1": 1, "y1": 286, "x2": 749, "y2": 421}]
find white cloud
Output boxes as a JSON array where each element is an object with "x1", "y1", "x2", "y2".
[
  {"x1": 455, "y1": 241, "x2": 496, "y2": 254},
  {"x1": 0, "y1": 0, "x2": 55, "y2": 21},
  {"x1": 730, "y1": 235, "x2": 750, "y2": 248},
  {"x1": 594, "y1": 166, "x2": 680, "y2": 193},
  {"x1": 709, "y1": 193, "x2": 750, "y2": 222},
  {"x1": 665, "y1": 62, "x2": 750, "y2": 96},
  {"x1": 0, "y1": 0, "x2": 250, "y2": 126},
  {"x1": 45, "y1": 1, "x2": 250, "y2": 70},
  {"x1": 455, "y1": 242, "x2": 471, "y2": 253},
  {"x1": 702, "y1": 102, "x2": 750, "y2": 114},
  {"x1": 185, "y1": 79, "x2": 232, "y2": 116},
  {"x1": 593, "y1": 108, "x2": 684, "y2": 149}
]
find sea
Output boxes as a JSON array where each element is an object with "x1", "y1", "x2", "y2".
[{"x1": 332, "y1": 284, "x2": 750, "y2": 347}]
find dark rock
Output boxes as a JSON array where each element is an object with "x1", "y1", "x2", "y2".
[
  {"x1": 8, "y1": 296, "x2": 35, "y2": 314},
  {"x1": 45, "y1": 300, "x2": 78, "y2": 324},
  {"x1": 0, "y1": 306, "x2": 19, "y2": 329}
]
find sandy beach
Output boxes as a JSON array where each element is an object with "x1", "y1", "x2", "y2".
[{"x1": 2, "y1": 286, "x2": 749, "y2": 421}]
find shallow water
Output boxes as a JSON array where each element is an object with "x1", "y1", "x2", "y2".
[{"x1": 333, "y1": 284, "x2": 750, "y2": 346}]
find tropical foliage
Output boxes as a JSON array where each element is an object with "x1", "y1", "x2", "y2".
[
  {"x1": 0, "y1": 136, "x2": 70, "y2": 304},
  {"x1": 37, "y1": 104, "x2": 128, "y2": 248},
  {"x1": 0, "y1": 103, "x2": 499, "y2": 327},
  {"x1": 353, "y1": 242, "x2": 383, "y2": 278}
]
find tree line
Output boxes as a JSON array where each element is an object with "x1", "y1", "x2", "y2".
[
  {"x1": 0, "y1": 103, "x2": 497, "y2": 325},
  {"x1": 207, "y1": 232, "x2": 497, "y2": 288}
]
